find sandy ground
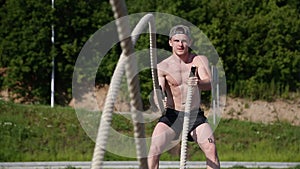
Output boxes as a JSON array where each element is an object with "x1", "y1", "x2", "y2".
[
  {"x1": 70, "y1": 85, "x2": 300, "y2": 126},
  {"x1": 3, "y1": 84, "x2": 298, "y2": 125},
  {"x1": 223, "y1": 97, "x2": 300, "y2": 126}
]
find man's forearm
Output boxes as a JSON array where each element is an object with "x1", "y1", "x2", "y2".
[{"x1": 198, "y1": 79, "x2": 211, "y2": 90}]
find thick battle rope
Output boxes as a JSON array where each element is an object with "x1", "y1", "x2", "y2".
[
  {"x1": 91, "y1": 1, "x2": 219, "y2": 168},
  {"x1": 91, "y1": 2, "x2": 162, "y2": 168},
  {"x1": 180, "y1": 68, "x2": 197, "y2": 169},
  {"x1": 91, "y1": 53, "x2": 126, "y2": 169},
  {"x1": 130, "y1": 14, "x2": 165, "y2": 115}
]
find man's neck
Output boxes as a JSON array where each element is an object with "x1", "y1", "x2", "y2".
[{"x1": 173, "y1": 53, "x2": 191, "y2": 63}]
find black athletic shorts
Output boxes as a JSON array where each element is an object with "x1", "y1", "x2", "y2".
[{"x1": 158, "y1": 108, "x2": 207, "y2": 141}]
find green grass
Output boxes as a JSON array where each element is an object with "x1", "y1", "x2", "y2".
[
  {"x1": 215, "y1": 119, "x2": 300, "y2": 161},
  {"x1": 0, "y1": 100, "x2": 300, "y2": 163},
  {"x1": 0, "y1": 101, "x2": 94, "y2": 161}
]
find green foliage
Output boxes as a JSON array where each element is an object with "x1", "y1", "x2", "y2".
[
  {"x1": 51, "y1": 0, "x2": 114, "y2": 104},
  {"x1": 0, "y1": 0, "x2": 53, "y2": 103},
  {"x1": 230, "y1": 78, "x2": 292, "y2": 101},
  {"x1": 1, "y1": 0, "x2": 300, "y2": 104},
  {"x1": 201, "y1": 0, "x2": 300, "y2": 98},
  {"x1": 0, "y1": 0, "x2": 113, "y2": 104}
]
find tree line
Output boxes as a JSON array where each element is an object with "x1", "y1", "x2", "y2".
[{"x1": 0, "y1": 0, "x2": 299, "y2": 105}]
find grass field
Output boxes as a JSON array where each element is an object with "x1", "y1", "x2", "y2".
[{"x1": 0, "y1": 100, "x2": 299, "y2": 164}]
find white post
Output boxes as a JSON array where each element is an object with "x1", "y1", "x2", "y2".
[
  {"x1": 211, "y1": 66, "x2": 219, "y2": 125},
  {"x1": 211, "y1": 66, "x2": 215, "y2": 125},
  {"x1": 51, "y1": 0, "x2": 55, "y2": 108}
]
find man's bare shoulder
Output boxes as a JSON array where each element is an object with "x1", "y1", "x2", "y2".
[
  {"x1": 157, "y1": 56, "x2": 175, "y2": 77},
  {"x1": 157, "y1": 56, "x2": 172, "y2": 69},
  {"x1": 193, "y1": 54, "x2": 208, "y2": 60},
  {"x1": 192, "y1": 54, "x2": 209, "y2": 64}
]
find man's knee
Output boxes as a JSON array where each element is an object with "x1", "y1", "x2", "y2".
[
  {"x1": 149, "y1": 144, "x2": 163, "y2": 157},
  {"x1": 201, "y1": 139, "x2": 220, "y2": 169},
  {"x1": 201, "y1": 138, "x2": 217, "y2": 157}
]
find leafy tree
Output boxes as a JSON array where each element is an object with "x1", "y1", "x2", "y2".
[
  {"x1": 202, "y1": 0, "x2": 300, "y2": 99},
  {"x1": 0, "y1": 0, "x2": 114, "y2": 104},
  {"x1": 53, "y1": 0, "x2": 113, "y2": 104},
  {"x1": 0, "y1": 0, "x2": 53, "y2": 103},
  {"x1": 1, "y1": 0, "x2": 299, "y2": 104}
]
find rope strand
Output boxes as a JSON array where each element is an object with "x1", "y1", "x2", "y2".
[{"x1": 91, "y1": 3, "x2": 160, "y2": 168}]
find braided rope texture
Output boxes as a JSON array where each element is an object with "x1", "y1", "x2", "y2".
[
  {"x1": 91, "y1": 1, "x2": 161, "y2": 168},
  {"x1": 180, "y1": 84, "x2": 195, "y2": 169}
]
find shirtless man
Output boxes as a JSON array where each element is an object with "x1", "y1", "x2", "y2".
[{"x1": 148, "y1": 25, "x2": 220, "y2": 169}]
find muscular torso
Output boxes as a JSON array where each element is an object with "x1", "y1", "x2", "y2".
[{"x1": 158, "y1": 54, "x2": 210, "y2": 111}]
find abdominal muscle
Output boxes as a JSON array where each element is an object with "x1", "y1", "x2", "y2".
[{"x1": 165, "y1": 83, "x2": 201, "y2": 112}]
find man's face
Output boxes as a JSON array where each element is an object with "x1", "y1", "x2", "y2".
[{"x1": 169, "y1": 34, "x2": 191, "y2": 56}]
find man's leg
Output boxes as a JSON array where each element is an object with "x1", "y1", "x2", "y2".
[
  {"x1": 148, "y1": 122, "x2": 176, "y2": 169},
  {"x1": 190, "y1": 123, "x2": 220, "y2": 169}
]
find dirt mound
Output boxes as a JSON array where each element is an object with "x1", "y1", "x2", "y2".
[
  {"x1": 70, "y1": 86, "x2": 300, "y2": 126},
  {"x1": 223, "y1": 97, "x2": 300, "y2": 126},
  {"x1": 2, "y1": 84, "x2": 299, "y2": 126}
]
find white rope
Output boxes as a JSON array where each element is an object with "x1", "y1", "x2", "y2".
[
  {"x1": 91, "y1": 9, "x2": 161, "y2": 169},
  {"x1": 91, "y1": 1, "x2": 142, "y2": 168},
  {"x1": 91, "y1": 54, "x2": 126, "y2": 169},
  {"x1": 180, "y1": 68, "x2": 197, "y2": 169},
  {"x1": 148, "y1": 17, "x2": 166, "y2": 115},
  {"x1": 129, "y1": 13, "x2": 166, "y2": 169},
  {"x1": 130, "y1": 14, "x2": 165, "y2": 115}
]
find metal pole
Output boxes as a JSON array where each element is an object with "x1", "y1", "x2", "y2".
[
  {"x1": 51, "y1": 0, "x2": 55, "y2": 108},
  {"x1": 211, "y1": 66, "x2": 215, "y2": 125},
  {"x1": 211, "y1": 65, "x2": 219, "y2": 125}
]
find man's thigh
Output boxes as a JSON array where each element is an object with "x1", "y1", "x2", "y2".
[
  {"x1": 151, "y1": 122, "x2": 176, "y2": 141},
  {"x1": 190, "y1": 123, "x2": 215, "y2": 144}
]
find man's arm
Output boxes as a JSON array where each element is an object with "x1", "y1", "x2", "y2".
[
  {"x1": 196, "y1": 55, "x2": 212, "y2": 91},
  {"x1": 149, "y1": 62, "x2": 168, "y2": 112},
  {"x1": 157, "y1": 67, "x2": 167, "y2": 107}
]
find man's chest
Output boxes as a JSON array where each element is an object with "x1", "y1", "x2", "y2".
[{"x1": 165, "y1": 63, "x2": 191, "y2": 86}]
